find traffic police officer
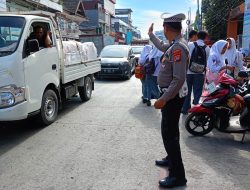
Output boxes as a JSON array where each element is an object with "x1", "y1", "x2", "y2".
[{"x1": 148, "y1": 13, "x2": 189, "y2": 188}]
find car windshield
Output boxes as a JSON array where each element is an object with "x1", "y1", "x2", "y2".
[
  {"x1": 100, "y1": 46, "x2": 129, "y2": 58},
  {"x1": 0, "y1": 16, "x2": 25, "y2": 57},
  {"x1": 132, "y1": 46, "x2": 143, "y2": 54}
]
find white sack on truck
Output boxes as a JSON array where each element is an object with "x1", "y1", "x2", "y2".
[
  {"x1": 77, "y1": 42, "x2": 98, "y2": 62},
  {"x1": 62, "y1": 41, "x2": 81, "y2": 66},
  {"x1": 62, "y1": 41, "x2": 98, "y2": 66}
]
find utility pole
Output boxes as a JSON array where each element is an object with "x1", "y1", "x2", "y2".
[
  {"x1": 197, "y1": 0, "x2": 201, "y2": 30},
  {"x1": 200, "y1": 0, "x2": 203, "y2": 30}
]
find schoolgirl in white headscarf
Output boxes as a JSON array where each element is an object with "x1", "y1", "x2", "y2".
[
  {"x1": 138, "y1": 45, "x2": 152, "y2": 65},
  {"x1": 206, "y1": 40, "x2": 234, "y2": 84},
  {"x1": 225, "y1": 38, "x2": 245, "y2": 73},
  {"x1": 148, "y1": 46, "x2": 163, "y2": 76},
  {"x1": 207, "y1": 40, "x2": 233, "y2": 73},
  {"x1": 143, "y1": 46, "x2": 163, "y2": 105},
  {"x1": 138, "y1": 45, "x2": 152, "y2": 104}
]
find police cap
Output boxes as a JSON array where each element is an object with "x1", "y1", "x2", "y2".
[{"x1": 161, "y1": 13, "x2": 186, "y2": 23}]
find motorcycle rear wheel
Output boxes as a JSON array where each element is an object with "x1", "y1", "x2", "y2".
[{"x1": 185, "y1": 112, "x2": 214, "y2": 136}]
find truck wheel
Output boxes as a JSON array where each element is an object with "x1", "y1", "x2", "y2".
[
  {"x1": 78, "y1": 76, "x2": 92, "y2": 101},
  {"x1": 39, "y1": 89, "x2": 58, "y2": 126}
]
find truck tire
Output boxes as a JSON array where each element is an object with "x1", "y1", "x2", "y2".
[
  {"x1": 39, "y1": 89, "x2": 59, "y2": 126},
  {"x1": 78, "y1": 76, "x2": 92, "y2": 101}
]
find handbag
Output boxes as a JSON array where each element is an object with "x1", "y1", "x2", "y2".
[{"x1": 135, "y1": 65, "x2": 145, "y2": 79}]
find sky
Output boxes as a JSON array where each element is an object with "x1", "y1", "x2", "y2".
[{"x1": 116, "y1": 0, "x2": 199, "y2": 38}]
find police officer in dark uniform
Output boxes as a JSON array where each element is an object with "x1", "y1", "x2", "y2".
[{"x1": 148, "y1": 13, "x2": 189, "y2": 188}]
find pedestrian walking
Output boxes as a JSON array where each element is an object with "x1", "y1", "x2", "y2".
[
  {"x1": 143, "y1": 46, "x2": 163, "y2": 106},
  {"x1": 148, "y1": 13, "x2": 189, "y2": 188},
  {"x1": 188, "y1": 30, "x2": 198, "y2": 43},
  {"x1": 181, "y1": 31, "x2": 210, "y2": 114},
  {"x1": 138, "y1": 45, "x2": 153, "y2": 103},
  {"x1": 206, "y1": 40, "x2": 234, "y2": 85}
]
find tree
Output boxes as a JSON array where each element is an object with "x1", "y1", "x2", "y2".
[{"x1": 202, "y1": 0, "x2": 244, "y2": 40}]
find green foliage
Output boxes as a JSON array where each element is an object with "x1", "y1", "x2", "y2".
[{"x1": 202, "y1": 0, "x2": 244, "y2": 40}]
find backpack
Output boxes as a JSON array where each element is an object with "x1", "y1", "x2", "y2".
[
  {"x1": 143, "y1": 58, "x2": 156, "y2": 74},
  {"x1": 189, "y1": 42, "x2": 207, "y2": 73}
]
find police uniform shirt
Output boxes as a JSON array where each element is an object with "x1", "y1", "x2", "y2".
[{"x1": 149, "y1": 33, "x2": 189, "y2": 102}]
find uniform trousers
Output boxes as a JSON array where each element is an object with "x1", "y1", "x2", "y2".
[{"x1": 161, "y1": 94, "x2": 186, "y2": 178}]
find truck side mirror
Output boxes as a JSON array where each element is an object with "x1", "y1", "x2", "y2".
[{"x1": 28, "y1": 39, "x2": 39, "y2": 53}]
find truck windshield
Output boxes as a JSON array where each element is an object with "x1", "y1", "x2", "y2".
[{"x1": 0, "y1": 16, "x2": 25, "y2": 57}]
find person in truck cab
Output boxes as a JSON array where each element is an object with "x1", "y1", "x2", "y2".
[{"x1": 28, "y1": 25, "x2": 52, "y2": 48}]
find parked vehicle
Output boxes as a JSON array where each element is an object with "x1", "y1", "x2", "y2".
[
  {"x1": 131, "y1": 45, "x2": 144, "y2": 65},
  {"x1": 0, "y1": 12, "x2": 101, "y2": 126},
  {"x1": 185, "y1": 71, "x2": 250, "y2": 142},
  {"x1": 97, "y1": 45, "x2": 136, "y2": 79}
]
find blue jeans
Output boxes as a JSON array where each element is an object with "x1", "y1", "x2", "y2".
[
  {"x1": 141, "y1": 78, "x2": 147, "y2": 99},
  {"x1": 145, "y1": 74, "x2": 160, "y2": 100},
  {"x1": 182, "y1": 74, "x2": 205, "y2": 113}
]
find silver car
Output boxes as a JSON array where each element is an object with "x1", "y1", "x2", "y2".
[
  {"x1": 98, "y1": 45, "x2": 136, "y2": 79},
  {"x1": 131, "y1": 46, "x2": 144, "y2": 66}
]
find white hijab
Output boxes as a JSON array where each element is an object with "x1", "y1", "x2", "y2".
[
  {"x1": 148, "y1": 46, "x2": 163, "y2": 61},
  {"x1": 210, "y1": 40, "x2": 228, "y2": 64},
  {"x1": 224, "y1": 38, "x2": 237, "y2": 66},
  {"x1": 138, "y1": 45, "x2": 152, "y2": 64}
]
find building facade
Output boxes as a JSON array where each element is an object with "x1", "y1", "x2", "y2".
[
  {"x1": 227, "y1": 3, "x2": 244, "y2": 48},
  {"x1": 5, "y1": 0, "x2": 63, "y2": 12},
  {"x1": 81, "y1": 0, "x2": 116, "y2": 35},
  {"x1": 114, "y1": 8, "x2": 141, "y2": 44},
  {"x1": 111, "y1": 17, "x2": 128, "y2": 44},
  {"x1": 0, "y1": 0, "x2": 6, "y2": 11},
  {"x1": 2, "y1": 0, "x2": 86, "y2": 40}
]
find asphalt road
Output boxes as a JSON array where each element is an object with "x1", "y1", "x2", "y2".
[{"x1": 0, "y1": 76, "x2": 249, "y2": 190}]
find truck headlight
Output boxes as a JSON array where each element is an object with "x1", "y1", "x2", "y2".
[{"x1": 0, "y1": 86, "x2": 25, "y2": 108}]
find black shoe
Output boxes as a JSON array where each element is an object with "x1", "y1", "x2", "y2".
[
  {"x1": 155, "y1": 158, "x2": 169, "y2": 167},
  {"x1": 142, "y1": 98, "x2": 147, "y2": 103},
  {"x1": 159, "y1": 176, "x2": 187, "y2": 188},
  {"x1": 146, "y1": 100, "x2": 151, "y2": 106}
]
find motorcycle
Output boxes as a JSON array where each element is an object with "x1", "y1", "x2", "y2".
[{"x1": 185, "y1": 70, "x2": 250, "y2": 143}]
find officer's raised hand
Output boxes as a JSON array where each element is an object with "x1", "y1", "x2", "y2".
[
  {"x1": 154, "y1": 99, "x2": 166, "y2": 109},
  {"x1": 148, "y1": 23, "x2": 154, "y2": 35}
]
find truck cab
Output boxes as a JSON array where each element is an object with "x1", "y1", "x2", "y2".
[{"x1": 0, "y1": 14, "x2": 101, "y2": 125}]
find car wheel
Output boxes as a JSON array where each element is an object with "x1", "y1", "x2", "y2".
[{"x1": 124, "y1": 69, "x2": 132, "y2": 80}]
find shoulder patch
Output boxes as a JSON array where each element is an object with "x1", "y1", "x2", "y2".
[{"x1": 173, "y1": 49, "x2": 182, "y2": 62}]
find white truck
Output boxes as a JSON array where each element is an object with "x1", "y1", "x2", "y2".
[{"x1": 0, "y1": 12, "x2": 101, "y2": 125}]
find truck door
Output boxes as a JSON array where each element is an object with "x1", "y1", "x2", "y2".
[{"x1": 23, "y1": 20, "x2": 60, "y2": 112}]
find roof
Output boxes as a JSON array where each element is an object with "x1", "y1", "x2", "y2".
[
  {"x1": 63, "y1": 0, "x2": 86, "y2": 17},
  {"x1": 115, "y1": 9, "x2": 133, "y2": 14}
]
